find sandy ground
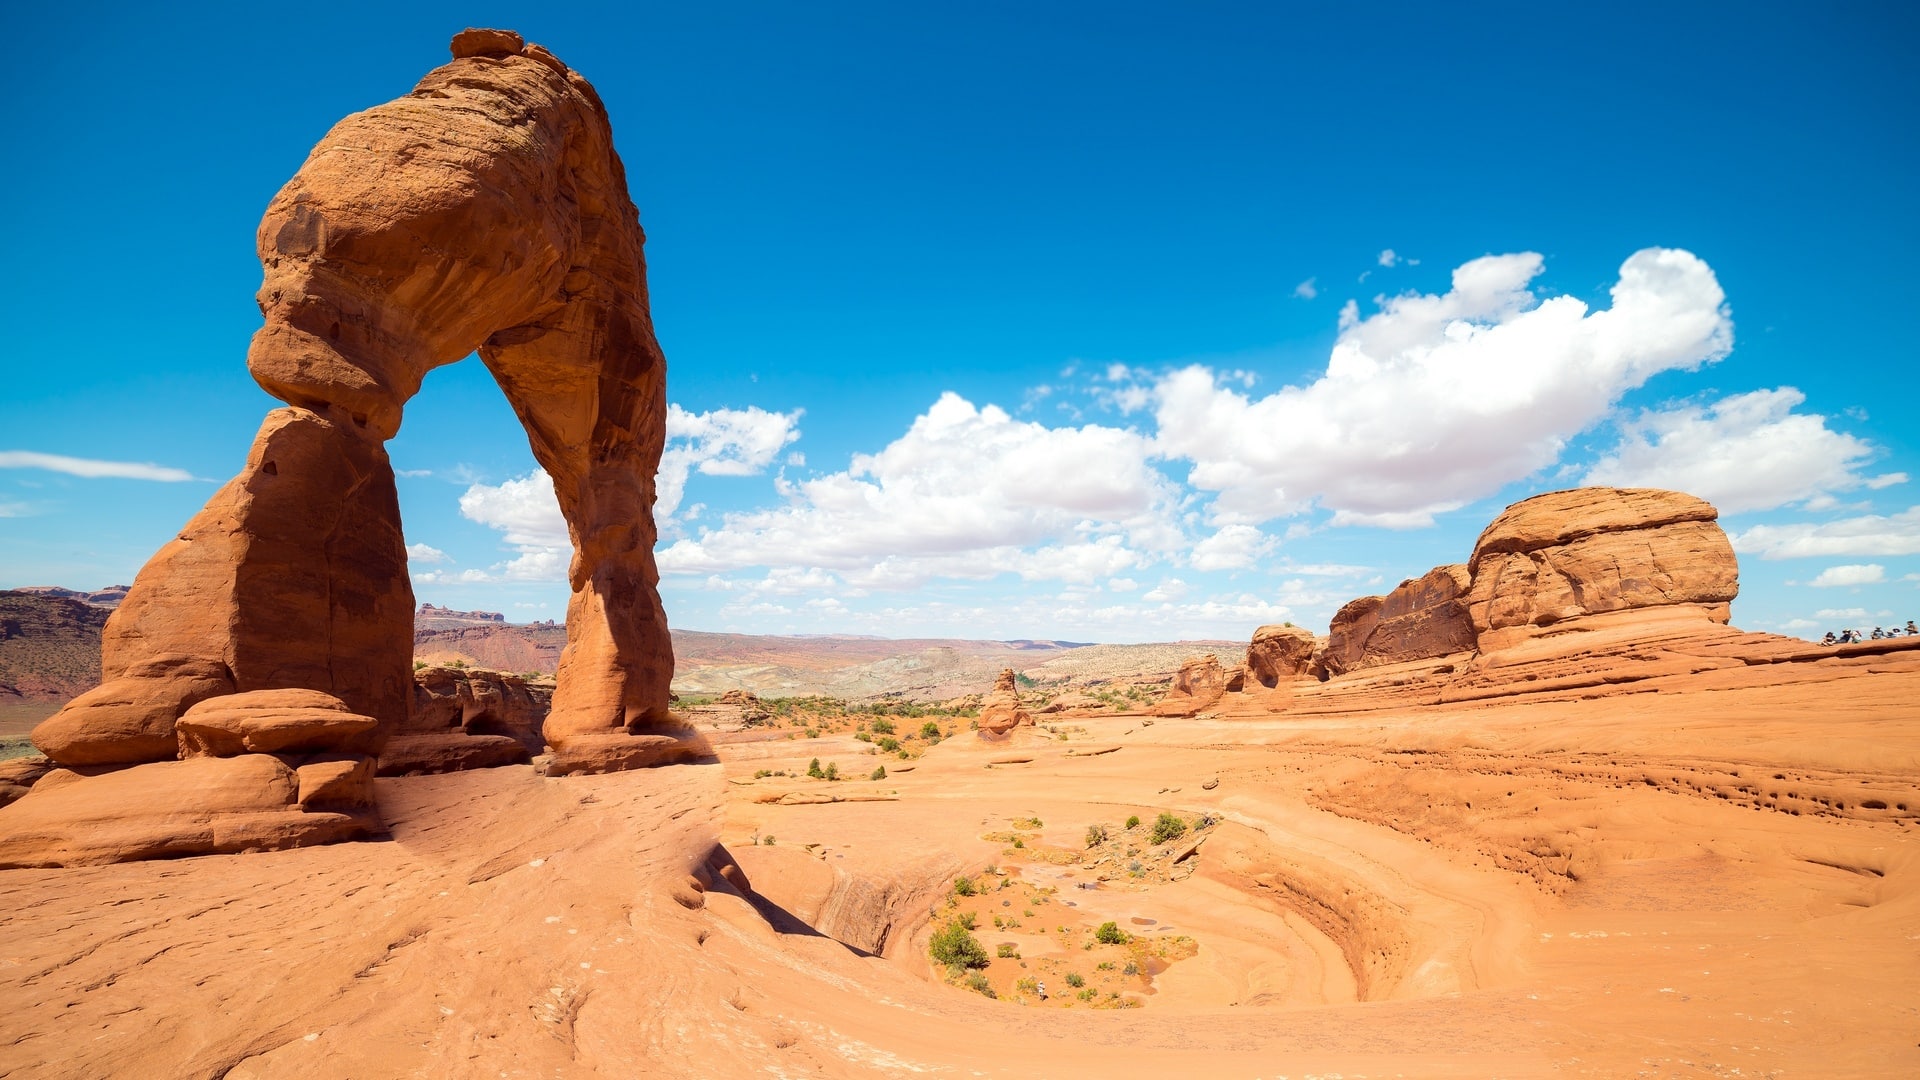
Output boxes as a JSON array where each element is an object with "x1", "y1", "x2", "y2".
[{"x1": 2, "y1": 643, "x2": 1916, "y2": 1078}]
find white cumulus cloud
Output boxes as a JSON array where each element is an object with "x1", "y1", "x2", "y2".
[
  {"x1": 659, "y1": 404, "x2": 802, "y2": 519},
  {"x1": 1805, "y1": 564, "x2": 1886, "y2": 587},
  {"x1": 1293, "y1": 277, "x2": 1318, "y2": 300},
  {"x1": 656, "y1": 392, "x2": 1177, "y2": 587},
  {"x1": 1730, "y1": 506, "x2": 1920, "y2": 559},
  {"x1": 405, "y1": 543, "x2": 448, "y2": 565},
  {"x1": 1189, "y1": 524, "x2": 1278, "y2": 571},
  {"x1": 1152, "y1": 248, "x2": 1734, "y2": 527},
  {"x1": 0, "y1": 450, "x2": 197, "y2": 482},
  {"x1": 1583, "y1": 388, "x2": 1903, "y2": 513}
]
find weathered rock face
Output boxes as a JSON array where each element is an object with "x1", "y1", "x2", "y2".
[
  {"x1": 1466, "y1": 488, "x2": 1738, "y2": 652},
  {"x1": 977, "y1": 668, "x2": 1032, "y2": 737},
  {"x1": 1246, "y1": 625, "x2": 1318, "y2": 687},
  {"x1": 5, "y1": 29, "x2": 699, "y2": 866},
  {"x1": 1313, "y1": 595, "x2": 1385, "y2": 679},
  {"x1": 1314, "y1": 565, "x2": 1476, "y2": 678},
  {"x1": 1153, "y1": 654, "x2": 1242, "y2": 716},
  {"x1": 379, "y1": 667, "x2": 553, "y2": 776}
]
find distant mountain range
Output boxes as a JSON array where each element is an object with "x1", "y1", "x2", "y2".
[{"x1": 1, "y1": 590, "x2": 1239, "y2": 733}]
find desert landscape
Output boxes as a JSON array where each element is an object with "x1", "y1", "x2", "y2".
[{"x1": 3, "y1": 23, "x2": 1917, "y2": 1080}]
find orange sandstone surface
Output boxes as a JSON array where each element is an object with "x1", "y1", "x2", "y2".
[
  {"x1": 2, "y1": 631, "x2": 1916, "y2": 1077},
  {"x1": 1, "y1": 28, "x2": 1916, "y2": 1079}
]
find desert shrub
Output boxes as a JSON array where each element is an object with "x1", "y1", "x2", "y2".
[
  {"x1": 823, "y1": 762, "x2": 840, "y2": 781},
  {"x1": 929, "y1": 918, "x2": 989, "y2": 968},
  {"x1": 870, "y1": 718, "x2": 896, "y2": 735},
  {"x1": 1013, "y1": 976, "x2": 1039, "y2": 996},
  {"x1": 965, "y1": 971, "x2": 996, "y2": 997},
  {"x1": 1096, "y1": 961, "x2": 1115, "y2": 971},
  {"x1": 804, "y1": 728, "x2": 819, "y2": 739},
  {"x1": 1124, "y1": 814, "x2": 1141, "y2": 829},
  {"x1": 953, "y1": 875, "x2": 978, "y2": 897},
  {"x1": 761, "y1": 835, "x2": 775, "y2": 845},
  {"x1": 753, "y1": 769, "x2": 771, "y2": 779},
  {"x1": 448, "y1": 659, "x2": 467, "y2": 670},
  {"x1": 806, "y1": 758, "x2": 824, "y2": 779},
  {"x1": 413, "y1": 659, "x2": 427, "y2": 671},
  {"x1": 870, "y1": 765, "x2": 887, "y2": 780},
  {"x1": 1084, "y1": 823, "x2": 1108, "y2": 848},
  {"x1": 920, "y1": 720, "x2": 942, "y2": 740},
  {"x1": 1014, "y1": 816, "x2": 1044, "y2": 829},
  {"x1": 1065, "y1": 972, "x2": 1085, "y2": 988},
  {"x1": 854, "y1": 731, "x2": 871, "y2": 742},
  {"x1": 1122, "y1": 960, "x2": 1139, "y2": 976},
  {"x1": 1150, "y1": 812, "x2": 1187, "y2": 845},
  {"x1": 1076, "y1": 987, "x2": 1096, "y2": 1001},
  {"x1": 1094, "y1": 921, "x2": 1129, "y2": 945},
  {"x1": 997, "y1": 943, "x2": 1019, "y2": 958},
  {"x1": 877, "y1": 736, "x2": 900, "y2": 753}
]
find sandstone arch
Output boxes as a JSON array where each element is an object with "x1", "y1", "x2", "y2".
[{"x1": 2, "y1": 30, "x2": 700, "y2": 867}]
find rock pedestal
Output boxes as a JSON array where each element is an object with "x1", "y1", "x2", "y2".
[{"x1": 977, "y1": 669, "x2": 1033, "y2": 737}]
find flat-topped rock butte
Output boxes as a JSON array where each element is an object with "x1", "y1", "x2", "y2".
[{"x1": 2, "y1": 30, "x2": 1917, "y2": 1080}]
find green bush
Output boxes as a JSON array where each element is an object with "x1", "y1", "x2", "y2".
[
  {"x1": 823, "y1": 762, "x2": 839, "y2": 781},
  {"x1": 1124, "y1": 814, "x2": 1141, "y2": 830},
  {"x1": 1094, "y1": 921, "x2": 1129, "y2": 945},
  {"x1": 854, "y1": 731, "x2": 871, "y2": 742},
  {"x1": 996, "y1": 943, "x2": 1019, "y2": 958},
  {"x1": 870, "y1": 765, "x2": 887, "y2": 780},
  {"x1": 929, "y1": 918, "x2": 989, "y2": 968},
  {"x1": 870, "y1": 718, "x2": 896, "y2": 735},
  {"x1": 964, "y1": 971, "x2": 996, "y2": 997},
  {"x1": 1065, "y1": 972, "x2": 1085, "y2": 988},
  {"x1": 877, "y1": 736, "x2": 900, "y2": 753},
  {"x1": 920, "y1": 720, "x2": 942, "y2": 740},
  {"x1": 1085, "y1": 823, "x2": 1108, "y2": 848},
  {"x1": 953, "y1": 875, "x2": 978, "y2": 897},
  {"x1": 806, "y1": 758, "x2": 824, "y2": 779},
  {"x1": 1150, "y1": 812, "x2": 1187, "y2": 845}
]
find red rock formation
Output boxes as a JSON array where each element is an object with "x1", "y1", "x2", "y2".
[
  {"x1": 1246, "y1": 624, "x2": 1317, "y2": 686},
  {"x1": 1313, "y1": 595, "x2": 1385, "y2": 678},
  {"x1": 379, "y1": 667, "x2": 553, "y2": 776},
  {"x1": 977, "y1": 669, "x2": 1033, "y2": 737},
  {"x1": 1466, "y1": 488, "x2": 1737, "y2": 652},
  {"x1": 1308, "y1": 566, "x2": 1476, "y2": 679},
  {"x1": 1153, "y1": 654, "x2": 1242, "y2": 716},
  {"x1": 3, "y1": 29, "x2": 699, "y2": 866}
]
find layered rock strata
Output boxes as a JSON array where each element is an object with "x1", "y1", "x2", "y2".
[
  {"x1": 3, "y1": 29, "x2": 699, "y2": 866},
  {"x1": 1465, "y1": 488, "x2": 1737, "y2": 653},
  {"x1": 1311, "y1": 565, "x2": 1476, "y2": 677}
]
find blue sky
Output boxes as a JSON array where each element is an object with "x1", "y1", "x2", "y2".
[{"x1": 4, "y1": 3, "x2": 1917, "y2": 642}]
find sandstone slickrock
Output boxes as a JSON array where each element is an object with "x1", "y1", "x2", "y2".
[
  {"x1": 4, "y1": 29, "x2": 702, "y2": 865},
  {"x1": 977, "y1": 668, "x2": 1033, "y2": 737},
  {"x1": 1465, "y1": 488, "x2": 1737, "y2": 653}
]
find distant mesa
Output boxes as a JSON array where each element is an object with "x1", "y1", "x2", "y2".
[
  {"x1": 8, "y1": 585, "x2": 131, "y2": 609},
  {"x1": 417, "y1": 603, "x2": 505, "y2": 624}
]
